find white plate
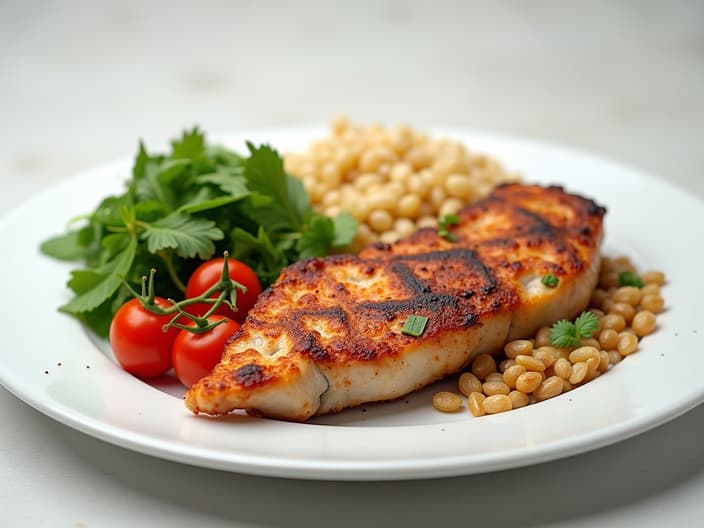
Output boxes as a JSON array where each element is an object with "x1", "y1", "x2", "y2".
[{"x1": 0, "y1": 128, "x2": 702, "y2": 481}]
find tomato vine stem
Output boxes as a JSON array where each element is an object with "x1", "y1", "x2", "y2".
[{"x1": 120, "y1": 251, "x2": 246, "y2": 334}]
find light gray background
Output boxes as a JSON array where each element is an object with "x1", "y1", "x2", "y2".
[{"x1": 1, "y1": 1, "x2": 703, "y2": 526}]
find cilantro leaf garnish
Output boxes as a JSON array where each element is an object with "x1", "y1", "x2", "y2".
[{"x1": 549, "y1": 311, "x2": 600, "y2": 348}]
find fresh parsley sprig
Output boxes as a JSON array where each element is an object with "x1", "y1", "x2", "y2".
[
  {"x1": 40, "y1": 128, "x2": 357, "y2": 337},
  {"x1": 549, "y1": 311, "x2": 600, "y2": 348}
]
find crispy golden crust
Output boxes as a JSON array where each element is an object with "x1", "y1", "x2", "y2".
[{"x1": 185, "y1": 184, "x2": 606, "y2": 420}]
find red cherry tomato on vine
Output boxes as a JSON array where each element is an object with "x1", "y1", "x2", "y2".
[
  {"x1": 172, "y1": 315, "x2": 241, "y2": 388},
  {"x1": 109, "y1": 297, "x2": 179, "y2": 378},
  {"x1": 185, "y1": 258, "x2": 262, "y2": 323}
]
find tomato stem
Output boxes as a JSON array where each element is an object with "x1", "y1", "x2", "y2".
[
  {"x1": 146, "y1": 269, "x2": 157, "y2": 305},
  {"x1": 120, "y1": 251, "x2": 248, "y2": 334},
  {"x1": 163, "y1": 298, "x2": 228, "y2": 334},
  {"x1": 163, "y1": 317, "x2": 227, "y2": 334}
]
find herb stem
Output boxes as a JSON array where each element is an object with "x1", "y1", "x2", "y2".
[
  {"x1": 106, "y1": 226, "x2": 129, "y2": 233},
  {"x1": 158, "y1": 250, "x2": 187, "y2": 293}
]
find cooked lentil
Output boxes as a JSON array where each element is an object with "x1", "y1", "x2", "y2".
[
  {"x1": 516, "y1": 354, "x2": 547, "y2": 372},
  {"x1": 458, "y1": 372, "x2": 482, "y2": 397},
  {"x1": 485, "y1": 372, "x2": 505, "y2": 383},
  {"x1": 533, "y1": 376, "x2": 564, "y2": 401},
  {"x1": 617, "y1": 332, "x2": 639, "y2": 356},
  {"x1": 471, "y1": 353, "x2": 497, "y2": 381},
  {"x1": 632, "y1": 310, "x2": 657, "y2": 336},
  {"x1": 432, "y1": 391, "x2": 462, "y2": 412},
  {"x1": 508, "y1": 390, "x2": 530, "y2": 409},
  {"x1": 468, "y1": 392, "x2": 487, "y2": 417},
  {"x1": 482, "y1": 380, "x2": 511, "y2": 396},
  {"x1": 483, "y1": 394, "x2": 513, "y2": 414},
  {"x1": 640, "y1": 294, "x2": 665, "y2": 314},
  {"x1": 502, "y1": 364, "x2": 527, "y2": 389},
  {"x1": 515, "y1": 371, "x2": 543, "y2": 393},
  {"x1": 504, "y1": 339, "x2": 533, "y2": 358}
]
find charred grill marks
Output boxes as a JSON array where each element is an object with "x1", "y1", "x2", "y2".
[
  {"x1": 285, "y1": 247, "x2": 498, "y2": 361},
  {"x1": 390, "y1": 261, "x2": 432, "y2": 294},
  {"x1": 360, "y1": 292, "x2": 459, "y2": 316},
  {"x1": 395, "y1": 248, "x2": 498, "y2": 294},
  {"x1": 487, "y1": 198, "x2": 590, "y2": 275}
]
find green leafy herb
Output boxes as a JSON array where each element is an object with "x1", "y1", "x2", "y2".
[
  {"x1": 60, "y1": 235, "x2": 138, "y2": 314},
  {"x1": 39, "y1": 230, "x2": 89, "y2": 261},
  {"x1": 619, "y1": 270, "x2": 644, "y2": 288},
  {"x1": 541, "y1": 274, "x2": 559, "y2": 288},
  {"x1": 241, "y1": 143, "x2": 307, "y2": 232},
  {"x1": 549, "y1": 311, "x2": 600, "y2": 348},
  {"x1": 438, "y1": 214, "x2": 460, "y2": 242},
  {"x1": 402, "y1": 315, "x2": 429, "y2": 337},
  {"x1": 140, "y1": 213, "x2": 224, "y2": 259},
  {"x1": 332, "y1": 212, "x2": 358, "y2": 247},
  {"x1": 40, "y1": 128, "x2": 357, "y2": 337}
]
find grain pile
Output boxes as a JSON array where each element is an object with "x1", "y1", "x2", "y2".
[{"x1": 284, "y1": 116, "x2": 520, "y2": 250}]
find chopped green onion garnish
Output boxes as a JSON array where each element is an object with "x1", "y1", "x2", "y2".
[
  {"x1": 402, "y1": 315, "x2": 429, "y2": 337},
  {"x1": 619, "y1": 270, "x2": 644, "y2": 288},
  {"x1": 541, "y1": 274, "x2": 559, "y2": 287},
  {"x1": 438, "y1": 214, "x2": 460, "y2": 242}
]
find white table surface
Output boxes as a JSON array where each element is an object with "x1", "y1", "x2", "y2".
[{"x1": 2, "y1": 1, "x2": 703, "y2": 526}]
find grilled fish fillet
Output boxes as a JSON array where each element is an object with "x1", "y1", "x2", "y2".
[{"x1": 185, "y1": 184, "x2": 606, "y2": 421}]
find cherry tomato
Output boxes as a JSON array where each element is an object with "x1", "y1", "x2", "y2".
[
  {"x1": 185, "y1": 258, "x2": 262, "y2": 323},
  {"x1": 172, "y1": 315, "x2": 241, "y2": 388},
  {"x1": 109, "y1": 297, "x2": 179, "y2": 378}
]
